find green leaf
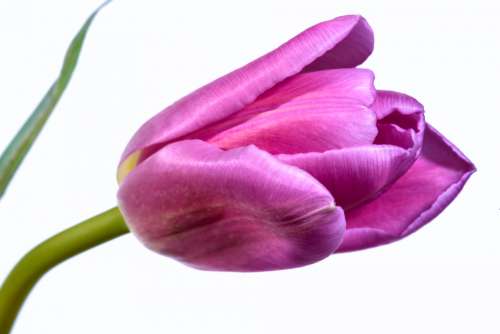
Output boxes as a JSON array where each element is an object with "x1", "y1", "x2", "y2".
[{"x1": 0, "y1": 1, "x2": 110, "y2": 200}]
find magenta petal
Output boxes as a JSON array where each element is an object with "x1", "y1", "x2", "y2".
[
  {"x1": 278, "y1": 145, "x2": 409, "y2": 209},
  {"x1": 184, "y1": 69, "x2": 376, "y2": 139},
  {"x1": 208, "y1": 101, "x2": 376, "y2": 154},
  {"x1": 372, "y1": 90, "x2": 424, "y2": 119},
  {"x1": 373, "y1": 90, "x2": 425, "y2": 150},
  {"x1": 121, "y1": 15, "x2": 374, "y2": 163},
  {"x1": 117, "y1": 140, "x2": 346, "y2": 271},
  {"x1": 251, "y1": 68, "x2": 376, "y2": 109},
  {"x1": 303, "y1": 16, "x2": 374, "y2": 71},
  {"x1": 202, "y1": 69, "x2": 377, "y2": 154},
  {"x1": 338, "y1": 125, "x2": 475, "y2": 252}
]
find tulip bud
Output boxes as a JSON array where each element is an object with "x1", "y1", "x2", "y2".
[{"x1": 117, "y1": 15, "x2": 474, "y2": 271}]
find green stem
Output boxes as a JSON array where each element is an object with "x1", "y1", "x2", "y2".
[{"x1": 0, "y1": 207, "x2": 129, "y2": 334}]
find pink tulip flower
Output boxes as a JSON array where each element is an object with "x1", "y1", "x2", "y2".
[{"x1": 117, "y1": 15, "x2": 475, "y2": 271}]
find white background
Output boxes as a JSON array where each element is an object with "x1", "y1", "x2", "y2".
[{"x1": 0, "y1": 0, "x2": 499, "y2": 333}]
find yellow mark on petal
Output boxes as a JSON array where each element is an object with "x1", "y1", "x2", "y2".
[{"x1": 117, "y1": 150, "x2": 141, "y2": 184}]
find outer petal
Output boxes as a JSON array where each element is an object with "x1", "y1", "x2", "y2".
[
  {"x1": 120, "y1": 15, "x2": 374, "y2": 164},
  {"x1": 117, "y1": 140, "x2": 346, "y2": 272},
  {"x1": 338, "y1": 125, "x2": 475, "y2": 252},
  {"x1": 277, "y1": 91, "x2": 425, "y2": 209}
]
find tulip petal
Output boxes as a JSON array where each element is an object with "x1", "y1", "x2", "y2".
[
  {"x1": 208, "y1": 101, "x2": 376, "y2": 154},
  {"x1": 372, "y1": 90, "x2": 425, "y2": 119},
  {"x1": 194, "y1": 69, "x2": 377, "y2": 154},
  {"x1": 278, "y1": 145, "x2": 409, "y2": 209},
  {"x1": 251, "y1": 68, "x2": 376, "y2": 108},
  {"x1": 121, "y1": 15, "x2": 374, "y2": 164},
  {"x1": 373, "y1": 90, "x2": 425, "y2": 151},
  {"x1": 183, "y1": 69, "x2": 376, "y2": 142},
  {"x1": 277, "y1": 90, "x2": 425, "y2": 209},
  {"x1": 117, "y1": 140, "x2": 346, "y2": 271},
  {"x1": 338, "y1": 125, "x2": 475, "y2": 252}
]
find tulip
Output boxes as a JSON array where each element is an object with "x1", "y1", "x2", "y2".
[{"x1": 117, "y1": 15, "x2": 475, "y2": 271}]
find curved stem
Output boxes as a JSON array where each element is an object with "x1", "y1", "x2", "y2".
[{"x1": 0, "y1": 207, "x2": 129, "y2": 334}]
